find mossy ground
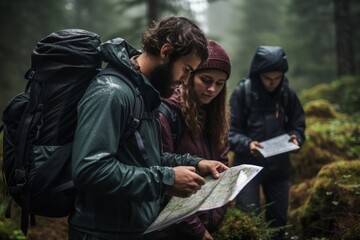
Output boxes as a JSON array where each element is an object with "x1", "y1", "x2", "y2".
[{"x1": 0, "y1": 76, "x2": 359, "y2": 239}]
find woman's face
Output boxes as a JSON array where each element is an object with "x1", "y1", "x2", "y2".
[{"x1": 192, "y1": 69, "x2": 227, "y2": 105}]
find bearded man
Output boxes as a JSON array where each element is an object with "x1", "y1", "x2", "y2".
[{"x1": 69, "y1": 16, "x2": 228, "y2": 240}]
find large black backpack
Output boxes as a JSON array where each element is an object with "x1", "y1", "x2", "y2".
[{"x1": 1, "y1": 29, "x2": 144, "y2": 235}]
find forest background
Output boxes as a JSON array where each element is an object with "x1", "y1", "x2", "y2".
[
  {"x1": 0, "y1": 0, "x2": 359, "y2": 109},
  {"x1": 0, "y1": 0, "x2": 359, "y2": 239}
]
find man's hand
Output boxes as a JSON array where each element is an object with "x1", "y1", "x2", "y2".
[
  {"x1": 288, "y1": 134, "x2": 300, "y2": 153},
  {"x1": 289, "y1": 134, "x2": 299, "y2": 146},
  {"x1": 170, "y1": 166, "x2": 205, "y2": 198},
  {"x1": 249, "y1": 140, "x2": 262, "y2": 157},
  {"x1": 196, "y1": 160, "x2": 228, "y2": 178}
]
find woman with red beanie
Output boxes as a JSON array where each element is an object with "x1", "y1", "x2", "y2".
[{"x1": 157, "y1": 40, "x2": 232, "y2": 240}]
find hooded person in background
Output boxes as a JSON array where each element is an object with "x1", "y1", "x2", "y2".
[
  {"x1": 229, "y1": 46, "x2": 305, "y2": 240},
  {"x1": 69, "y1": 16, "x2": 228, "y2": 240},
  {"x1": 157, "y1": 40, "x2": 232, "y2": 240}
]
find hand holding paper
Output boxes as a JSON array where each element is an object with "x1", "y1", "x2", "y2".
[{"x1": 255, "y1": 134, "x2": 300, "y2": 158}]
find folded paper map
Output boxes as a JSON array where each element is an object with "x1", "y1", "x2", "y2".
[
  {"x1": 145, "y1": 164, "x2": 262, "y2": 233},
  {"x1": 255, "y1": 133, "x2": 300, "y2": 158}
]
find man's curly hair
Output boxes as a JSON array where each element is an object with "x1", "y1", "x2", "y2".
[{"x1": 141, "y1": 16, "x2": 208, "y2": 63}]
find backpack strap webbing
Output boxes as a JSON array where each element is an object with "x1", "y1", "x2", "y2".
[
  {"x1": 240, "y1": 78, "x2": 289, "y2": 119},
  {"x1": 157, "y1": 101, "x2": 183, "y2": 148}
]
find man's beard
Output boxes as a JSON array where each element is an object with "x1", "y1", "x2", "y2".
[{"x1": 150, "y1": 60, "x2": 176, "y2": 98}]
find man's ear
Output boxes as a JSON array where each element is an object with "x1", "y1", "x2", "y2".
[{"x1": 159, "y1": 43, "x2": 173, "y2": 62}]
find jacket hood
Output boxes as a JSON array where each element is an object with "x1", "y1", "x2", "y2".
[
  {"x1": 98, "y1": 38, "x2": 140, "y2": 74},
  {"x1": 249, "y1": 46, "x2": 288, "y2": 78},
  {"x1": 98, "y1": 38, "x2": 162, "y2": 111}
]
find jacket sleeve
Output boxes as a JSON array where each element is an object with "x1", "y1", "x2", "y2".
[
  {"x1": 174, "y1": 206, "x2": 227, "y2": 239},
  {"x1": 174, "y1": 214, "x2": 206, "y2": 239},
  {"x1": 72, "y1": 76, "x2": 174, "y2": 201},
  {"x1": 229, "y1": 84, "x2": 252, "y2": 154},
  {"x1": 219, "y1": 143, "x2": 230, "y2": 166},
  {"x1": 286, "y1": 89, "x2": 306, "y2": 146}
]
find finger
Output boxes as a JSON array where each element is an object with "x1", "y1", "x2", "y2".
[
  {"x1": 211, "y1": 168, "x2": 220, "y2": 179},
  {"x1": 194, "y1": 175, "x2": 205, "y2": 185},
  {"x1": 187, "y1": 166, "x2": 196, "y2": 172}
]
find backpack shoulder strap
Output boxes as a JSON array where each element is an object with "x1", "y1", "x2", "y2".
[
  {"x1": 157, "y1": 101, "x2": 183, "y2": 148},
  {"x1": 280, "y1": 85, "x2": 291, "y2": 123},
  {"x1": 96, "y1": 67, "x2": 151, "y2": 161},
  {"x1": 243, "y1": 78, "x2": 252, "y2": 111},
  {"x1": 238, "y1": 78, "x2": 252, "y2": 116},
  {"x1": 96, "y1": 67, "x2": 144, "y2": 139}
]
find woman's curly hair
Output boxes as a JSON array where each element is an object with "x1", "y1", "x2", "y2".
[{"x1": 180, "y1": 74, "x2": 230, "y2": 150}]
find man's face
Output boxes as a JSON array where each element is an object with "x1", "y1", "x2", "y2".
[
  {"x1": 260, "y1": 71, "x2": 283, "y2": 92},
  {"x1": 151, "y1": 53, "x2": 201, "y2": 98}
]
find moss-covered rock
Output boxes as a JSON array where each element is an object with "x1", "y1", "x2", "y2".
[
  {"x1": 303, "y1": 99, "x2": 345, "y2": 119},
  {"x1": 291, "y1": 129, "x2": 346, "y2": 183},
  {"x1": 300, "y1": 76, "x2": 360, "y2": 115},
  {"x1": 213, "y1": 207, "x2": 282, "y2": 240},
  {"x1": 299, "y1": 160, "x2": 360, "y2": 239},
  {"x1": 291, "y1": 103, "x2": 359, "y2": 184}
]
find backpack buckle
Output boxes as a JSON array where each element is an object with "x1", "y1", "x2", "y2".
[
  {"x1": 129, "y1": 118, "x2": 140, "y2": 130},
  {"x1": 25, "y1": 69, "x2": 35, "y2": 81}
]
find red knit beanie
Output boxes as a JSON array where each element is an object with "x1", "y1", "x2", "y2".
[{"x1": 195, "y1": 40, "x2": 231, "y2": 79}]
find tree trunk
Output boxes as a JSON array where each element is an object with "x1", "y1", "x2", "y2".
[
  {"x1": 147, "y1": 0, "x2": 159, "y2": 24},
  {"x1": 333, "y1": 0, "x2": 355, "y2": 77}
]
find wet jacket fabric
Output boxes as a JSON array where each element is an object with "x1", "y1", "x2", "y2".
[
  {"x1": 229, "y1": 46, "x2": 305, "y2": 180},
  {"x1": 158, "y1": 91, "x2": 228, "y2": 240},
  {"x1": 69, "y1": 38, "x2": 202, "y2": 240}
]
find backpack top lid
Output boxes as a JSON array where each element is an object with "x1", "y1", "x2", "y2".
[{"x1": 27, "y1": 29, "x2": 102, "y2": 83}]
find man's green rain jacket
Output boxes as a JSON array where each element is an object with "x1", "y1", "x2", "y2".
[{"x1": 69, "y1": 38, "x2": 202, "y2": 239}]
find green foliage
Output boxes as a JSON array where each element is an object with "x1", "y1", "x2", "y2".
[
  {"x1": 300, "y1": 76, "x2": 360, "y2": 115},
  {"x1": 213, "y1": 207, "x2": 284, "y2": 240},
  {"x1": 299, "y1": 160, "x2": 360, "y2": 239},
  {"x1": 0, "y1": 204, "x2": 25, "y2": 240}
]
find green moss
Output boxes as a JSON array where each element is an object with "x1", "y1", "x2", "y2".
[
  {"x1": 300, "y1": 76, "x2": 360, "y2": 115},
  {"x1": 291, "y1": 129, "x2": 345, "y2": 183},
  {"x1": 303, "y1": 99, "x2": 345, "y2": 119},
  {"x1": 213, "y1": 207, "x2": 283, "y2": 240},
  {"x1": 291, "y1": 110, "x2": 360, "y2": 184},
  {"x1": 299, "y1": 160, "x2": 360, "y2": 239}
]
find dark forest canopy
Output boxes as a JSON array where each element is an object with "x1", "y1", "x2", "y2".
[{"x1": 0, "y1": 0, "x2": 359, "y2": 115}]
